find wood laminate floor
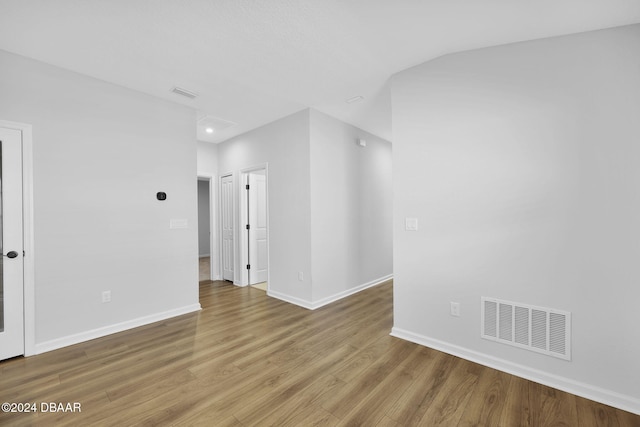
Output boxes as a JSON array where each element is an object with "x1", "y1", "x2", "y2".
[
  {"x1": 1, "y1": 280, "x2": 638, "y2": 426},
  {"x1": 199, "y1": 256, "x2": 211, "y2": 282}
]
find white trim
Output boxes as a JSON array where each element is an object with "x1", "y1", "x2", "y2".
[
  {"x1": 0, "y1": 120, "x2": 35, "y2": 357},
  {"x1": 268, "y1": 274, "x2": 393, "y2": 311},
  {"x1": 390, "y1": 327, "x2": 640, "y2": 416},
  {"x1": 238, "y1": 172, "x2": 249, "y2": 286},
  {"x1": 267, "y1": 290, "x2": 315, "y2": 310},
  {"x1": 34, "y1": 304, "x2": 201, "y2": 355},
  {"x1": 232, "y1": 282, "x2": 249, "y2": 288},
  {"x1": 310, "y1": 274, "x2": 393, "y2": 310}
]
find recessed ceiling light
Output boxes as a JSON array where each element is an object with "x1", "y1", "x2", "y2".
[
  {"x1": 346, "y1": 95, "x2": 364, "y2": 104},
  {"x1": 205, "y1": 127, "x2": 214, "y2": 134}
]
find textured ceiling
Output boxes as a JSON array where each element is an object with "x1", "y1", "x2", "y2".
[{"x1": 1, "y1": 1, "x2": 639, "y2": 143}]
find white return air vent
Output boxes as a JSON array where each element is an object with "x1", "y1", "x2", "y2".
[
  {"x1": 171, "y1": 86, "x2": 198, "y2": 99},
  {"x1": 481, "y1": 297, "x2": 571, "y2": 361}
]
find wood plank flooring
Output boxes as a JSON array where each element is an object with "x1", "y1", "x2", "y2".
[
  {"x1": 1, "y1": 280, "x2": 638, "y2": 426},
  {"x1": 199, "y1": 256, "x2": 211, "y2": 282}
]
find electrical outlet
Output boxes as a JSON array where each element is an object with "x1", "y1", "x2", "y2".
[
  {"x1": 450, "y1": 302, "x2": 460, "y2": 317},
  {"x1": 298, "y1": 271, "x2": 304, "y2": 281},
  {"x1": 102, "y1": 291, "x2": 111, "y2": 303}
]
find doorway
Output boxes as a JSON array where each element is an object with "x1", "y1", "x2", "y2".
[
  {"x1": 241, "y1": 167, "x2": 269, "y2": 289},
  {"x1": 197, "y1": 178, "x2": 212, "y2": 282},
  {"x1": 0, "y1": 126, "x2": 25, "y2": 360}
]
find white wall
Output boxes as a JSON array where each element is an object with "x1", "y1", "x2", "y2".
[
  {"x1": 197, "y1": 140, "x2": 218, "y2": 176},
  {"x1": 0, "y1": 50, "x2": 199, "y2": 352},
  {"x1": 217, "y1": 110, "x2": 313, "y2": 304},
  {"x1": 391, "y1": 24, "x2": 640, "y2": 413},
  {"x1": 309, "y1": 110, "x2": 392, "y2": 304},
  {"x1": 216, "y1": 108, "x2": 393, "y2": 308}
]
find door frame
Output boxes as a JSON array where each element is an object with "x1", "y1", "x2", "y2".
[
  {"x1": 239, "y1": 164, "x2": 269, "y2": 288},
  {"x1": 197, "y1": 175, "x2": 217, "y2": 281},
  {"x1": 0, "y1": 120, "x2": 35, "y2": 357}
]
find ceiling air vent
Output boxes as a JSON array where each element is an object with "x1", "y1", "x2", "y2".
[
  {"x1": 171, "y1": 86, "x2": 198, "y2": 99},
  {"x1": 481, "y1": 297, "x2": 571, "y2": 361}
]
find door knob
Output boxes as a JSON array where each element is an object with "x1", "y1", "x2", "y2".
[{"x1": 4, "y1": 251, "x2": 19, "y2": 258}]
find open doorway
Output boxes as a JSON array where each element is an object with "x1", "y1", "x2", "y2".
[
  {"x1": 241, "y1": 167, "x2": 269, "y2": 291},
  {"x1": 197, "y1": 178, "x2": 213, "y2": 282}
]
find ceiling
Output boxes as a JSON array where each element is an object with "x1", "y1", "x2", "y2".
[{"x1": 1, "y1": 1, "x2": 639, "y2": 143}]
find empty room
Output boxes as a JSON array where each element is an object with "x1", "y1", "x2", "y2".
[{"x1": 1, "y1": 1, "x2": 639, "y2": 425}]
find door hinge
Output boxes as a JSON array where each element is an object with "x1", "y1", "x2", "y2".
[
  {"x1": 246, "y1": 184, "x2": 250, "y2": 190},
  {"x1": 246, "y1": 264, "x2": 251, "y2": 270},
  {"x1": 246, "y1": 224, "x2": 250, "y2": 230}
]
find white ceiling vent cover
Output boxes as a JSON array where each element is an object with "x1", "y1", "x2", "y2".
[
  {"x1": 481, "y1": 297, "x2": 571, "y2": 361},
  {"x1": 171, "y1": 86, "x2": 198, "y2": 99}
]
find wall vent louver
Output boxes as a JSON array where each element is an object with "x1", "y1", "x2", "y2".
[
  {"x1": 171, "y1": 86, "x2": 198, "y2": 99},
  {"x1": 481, "y1": 297, "x2": 571, "y2": 361}
]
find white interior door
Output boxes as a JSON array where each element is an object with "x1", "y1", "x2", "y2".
[
  {"x1": 0, "y1": 127, "x2": 24, "y2": 360},
  {"x1": 221, "y1": 175, "x2": 234, "y2": 282},
  {"x1": 248, "y1": 171, "x2": 268, "y2": 285}
]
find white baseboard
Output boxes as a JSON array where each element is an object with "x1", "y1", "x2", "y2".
[
  {"x1": 390, "y1": 327, "x2": 640, "y2": 416},
  {"x1": 268, "y1": 274, "x2": 393, "y2": 311},
  {"x1": 267, "y1": 290, "x2": 315, "y2": 310},
  {"x1": 32, "y1": 304, "x2": 202, "y2": 355},
  {"x1": 310, "y1": 274, "x2": 393, "y2": 310}
]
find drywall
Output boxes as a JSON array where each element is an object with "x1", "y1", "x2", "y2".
[
  {"x1": 197, "y1": 180, "x2": 211, "y2": 256},
  {"x1": 197, "y1": 140, "x2": 219, "y2": 176},
  {"x1": 309, "y1": 110, "x2": 392, "y2": 304},
  {"x1": 0, "y1": 50, "x2": 199, "y2": 350},
  {"x1": 217, "y1": 109, "x2": 392, "y2": 307},
  {"x1": 391, "y1": 24, "x2": 640, "y2": 413},
  {"x1": 217, "y1": 110, "x2": 313, "y2": 303}
]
